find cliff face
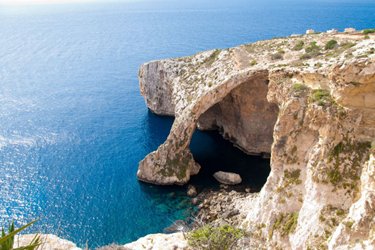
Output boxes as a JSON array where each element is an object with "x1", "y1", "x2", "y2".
[
  {"x1": 138, "y1": 31, "x2": 375, "y2": 249},
  {"x1": 197, "y1": 74, "x2": 278, "y2": 155}
]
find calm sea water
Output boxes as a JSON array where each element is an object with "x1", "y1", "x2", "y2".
[{"x1": 1, "y1": 0, "x2": 374, "y2": 247}]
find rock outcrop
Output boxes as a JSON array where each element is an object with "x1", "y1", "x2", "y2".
[
  {"x1": 137, "y1": 31, "x2": 375, "y2": 249},
  {"x1": 16, "y1": 234, "x2": 81, "y2": 250},
  {"x1": 124, "y1": 233, "x2": 188, "y2": 250}
]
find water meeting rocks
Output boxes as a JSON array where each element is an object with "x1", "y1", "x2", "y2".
[{"x1": 137, "y1": 30, "x2": 375, "y2": 249}]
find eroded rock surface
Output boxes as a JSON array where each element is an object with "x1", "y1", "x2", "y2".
[
  {"x1": 16, "y1": 234, "x2": 81, "y2": 250},
  {"x1": 137, "y1": 31, "x2": 375, "y2": 249},
  {"x1": 124, "y1": 233, "x2": 188, "y2": 250}
]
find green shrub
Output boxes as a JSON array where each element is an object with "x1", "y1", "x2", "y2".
[
  {"x1": 341, "y1": 42, "x2": 356, "y2": 49},
  {"x1": 325, "y1": 40, "x2": 338, "y2": 50},
  {"x1": 249, "y1": 59, "x2": 257, "y2": 66},
  {"x1": 292, "y1": 83, "x2": 308, "y2": 92},
  {"x1": 187, "y1": 224, "x2": 244, "y2": 250},
  {"x1": 363, "y1": 29, "x2": 375, "y2": 34},
  {"x1": 292, "y1": 40, "x2": 304, "y2": 51},
  {"x1": 310, "y1": 89, "x2": 334, "y2": 106},
  {"x1": 364, "y1": 35, "x2": 370, "y2": 39},
  {"x1": 277, "y1": 48, "x2": 286, "y2": 54},
  {"x1": 299, "y1": 41, "x2": 321, "y2": 60},
  {"x1": 271, "y1": 52, "x2": 283, "y2": 60},
  {"x1": 305, "y1": 41, "x2": 320, "y2": 53},
  {"x1": 1, "y1": 220, "x2": 41, "y2": 250}
]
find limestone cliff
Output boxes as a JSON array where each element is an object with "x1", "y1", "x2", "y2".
[{"x1": 137, "y1": 31, "x2": 375, "y2": 249}]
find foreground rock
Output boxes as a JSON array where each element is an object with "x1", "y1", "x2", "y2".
[
  {"x1": 124, "y1": 233, "x2": 188, "y2": 250},
  {"x1": 137, "y1": 30, "x2": 375, "y2": 249},
  {"x1": 213, "y1": 171, "x2": 242, "y2": 185},
  {"x1": 16, "y1": 234, "x2": 81, "y2": 250}
]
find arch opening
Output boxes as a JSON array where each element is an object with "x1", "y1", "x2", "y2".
[{"x1": 189, "y1": 74, "x2": 279, "y2": 191}]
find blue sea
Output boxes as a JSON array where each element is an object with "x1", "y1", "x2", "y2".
[{"x1": 0, "y1": 0, "x2": 374, "y2": 247}]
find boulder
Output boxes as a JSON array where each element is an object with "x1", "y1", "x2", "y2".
[
  {"x1": 213, "y1": 171, "x2": 242, "y2": 185},
  {"x1": 187, "y1": 185, "x2": 198, "y2": 197},
  {"x1": 191, "y1": 197, "x2": 199, "y2": 205}
]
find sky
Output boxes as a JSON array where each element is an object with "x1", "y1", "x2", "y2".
[
  {"x1": 0, "y1": 0, "x2": 94, "y2": 5},
  {"x1": 0, "y1": 0, "x2": 139, "y2": 5},
  {"x1": 0, "y1": 0, "x2": 372, "y2": 6}
]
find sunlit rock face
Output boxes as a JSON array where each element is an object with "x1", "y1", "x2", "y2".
[
  {"x1": 16, "y1": 234, "x2": 81, "y2": 250},
  {"x1": 137, "y1": 31, "x2": 375, "y2": 249},
  {"x1": 197, "y1": 73, "x2": 278, "y2": 155}
]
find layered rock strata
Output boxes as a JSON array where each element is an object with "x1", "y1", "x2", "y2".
[{"x1": 138, "y1": 31, "x2": 375, "y2": 249}]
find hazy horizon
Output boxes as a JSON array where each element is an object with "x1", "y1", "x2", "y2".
[{"x1": 1, "y1": 0, "x2": 374, "y2": 6}]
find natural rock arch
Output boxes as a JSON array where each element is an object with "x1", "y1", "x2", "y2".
[{"x1": 137, "y1": 69, "x2": 278, "y2": 185}]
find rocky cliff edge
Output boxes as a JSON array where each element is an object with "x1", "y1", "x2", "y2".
[{"x1": 137, "y1": 30, "x2": 375, "y2": 249}]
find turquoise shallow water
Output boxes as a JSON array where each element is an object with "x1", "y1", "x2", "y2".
[{"x1": 0, "y1": 0, "x2": 375, "y2": 247}]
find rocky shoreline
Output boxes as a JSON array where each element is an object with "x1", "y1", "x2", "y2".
[
  {"x1": 136, "y1": 28, "x2": 375, "y2": 249},
  {"x1": 15, "y1": 29, "x2": 375, "y2": 250}
]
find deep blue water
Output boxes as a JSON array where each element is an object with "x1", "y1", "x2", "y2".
[{"x1": 0, "y1": 0, "x2": 375, "y2": 247}]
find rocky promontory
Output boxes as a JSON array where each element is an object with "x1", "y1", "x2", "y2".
[
  {"x1": 137, "y1": 30, "x2": 375, "y2": 249},
  {"x1": 17, "y1": 30, "x2": 374, "y2": 250}
]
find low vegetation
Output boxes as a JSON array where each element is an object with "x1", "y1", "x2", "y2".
[
  {"x1": 292, "y1": 83, "x2": 309, "y2": 96},
  {"x1": 276, "y1": 168, "x2": 302, "y2": 193},
  {"x1": 292, "y1": 40, "x2": 304, "y2": 51},
  {"x1": 325, "y1": 40, "x2": 338, "y2": 50},
  {"x1": 249, "y1": 59, "x2": 257, "y2": 66},
  {"x1": 327, "y1": 140, "x2": 371, "y2": 187},
  {"x1": 187, "y1": 224, "x2": 244, "y2": 250},
  {"x1": 205, "y1": 50, "x2": 221, "y2": 66},
  {"x1": 300, "y1": 41, "x2": 321, "y2": 59},
  {"x1": 305, "y1": 41, "x2": 320, "y2": 53},
  {"x1": 310, "y1": 138, "x2": 372, "y2": 196},
  {"x1": 271, "y1": 52, "x2": 284, "y2": 60},
  {"x1": 1, "y1": 220, "x2": 41, "y2": 250},
  {"x1": 270, "y1": 212, "x2": 299, "y2": 238},
  {"x1": 316, "y1": 205, "x2": 347, "y2": 248},
  {"x1": 340, "y1": 42, "x2": 356, "y2": 49},
  {"x1": 309, "y1": 89, "x2": 334, "y2": 106},
  {"x1": 363, "y1": 29, "x2": 375, "y2": 35}
]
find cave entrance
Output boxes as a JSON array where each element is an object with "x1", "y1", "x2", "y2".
[
  {"x1": 189, "y1": 73, "x2": 278, "y2": 192},
  {"x1": 189, "y1": 130, "x2": 271, "y2": 192}
]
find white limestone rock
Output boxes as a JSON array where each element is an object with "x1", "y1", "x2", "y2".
[
  {"x1": 16, "y1": 234, "x2": 81, "y2": 250},
  {"x1": 213, "y1": 171, "x2": 242, "y2": 185},
  {"x1": 124, "y1": 233, "x2": 188, "y2": 250}
]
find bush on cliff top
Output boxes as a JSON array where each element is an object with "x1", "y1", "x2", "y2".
[
  {"x1": 300, "y1": 41, "x2": 321, "y2": 59},
  {"x1": 292, "y1": 40, "x2": 304, "y2": 51},
  {"x1": 325, "y1": 40, "x2": 338, "y2": 50},
  {"x1": 187, "y1": 224, "x2": 244, "y2": 250},
  {"x1": 363, "y1": 29, "x2": 375, "y2": 34}
]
